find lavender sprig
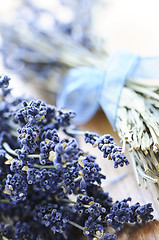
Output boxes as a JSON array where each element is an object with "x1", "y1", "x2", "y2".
[{"x1": 69, "y1": 130, "x2": 130, "y2": 168}]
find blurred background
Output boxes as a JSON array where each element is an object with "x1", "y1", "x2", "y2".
[
  {"x1": 0, "y1": 0, "x2": 107, "y2": 100},
  {"x1": 0, "y1": 1, "x2": 159, "y2": 238},
  {"x1": 1, "y1": 0, "x2": 159, "y2": 101}
]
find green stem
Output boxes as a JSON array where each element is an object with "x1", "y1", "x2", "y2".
[
  {"x1": 5, "y1": 152, "x2": 14, "y2": 160},
  {"x1": 2, "y1": 215, "x2": 13, "y2": 225},
  {"x1": 68, "y1": 220, "x2": 84, "y2": 231},
  {"x1": 56, "y1": 198, "x2": 75, "y2": 204},
  {"x1": 130, "y1": 153, "x2": 141, "y2": 186},
  {"x1": 3, "y1": 142, "x2": 40, "y2": 159},
  {"x1": 0, "y1": 199, "x2": 10, "y2": 204},
  {"x1": 73, "y1": 176, "x2": 83, "y2": 182},
  {"x1": 59, "y1": 175, "x2": 83, "y2": 188},
  {"x1": 27, "y1": 154, "x2": 40, "y2": 158},
  {"x1": 2, "y1": 236, "x2": 9, "y2": 240},
  {"x1": 137, "y1": 165, "x2": 158, "y2": 183},
  {"x1": 33, "y1": 163, "x2": 55, "y2": 169},
  {"x1": 65, "y1": 128, "x2": 85, "y2": 135},
  {"x1": 3, "y1": 142, "x2": 17, "y2": 156}
]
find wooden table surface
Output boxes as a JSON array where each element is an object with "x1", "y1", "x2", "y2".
[{"x1": 79, "y1": 109, "x2": 159, "y2": 240}]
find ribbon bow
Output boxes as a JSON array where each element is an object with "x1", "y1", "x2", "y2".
[{"x1": 57, "y1": 50, "x2": 159, "y2": 130}]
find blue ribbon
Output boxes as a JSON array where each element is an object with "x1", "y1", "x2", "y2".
[{"x1": 56, "y1": 50, "x2": 159, "y2": 130}]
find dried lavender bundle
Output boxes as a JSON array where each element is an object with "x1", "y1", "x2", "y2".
[
  {"x1": 116, "y1": 78, "x2": 159, "y2": 189},
  {"x1": 0, "y1": 0, "x2": 107, "y2": 98},
  {"x1": 0, "y1": 74, "x2": 154, "y2": 240},
  {"x1": 56, "y1": 50, "x2": 159, "y2": 193}
]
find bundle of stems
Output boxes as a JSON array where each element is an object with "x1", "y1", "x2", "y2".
[
  {"x1": 116, "y1": 78, "x2": 159, "y2": 190},
  {"x1": 0, "y1": 24, "x2": 106, "y2": 93},
  {"x1": 0, "y1": 0, "x2": 107, "y2": 96}
]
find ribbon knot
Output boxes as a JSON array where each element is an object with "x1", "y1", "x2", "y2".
[{"x1": 57, "y1": 50, "x2": 159, "y2": 130}]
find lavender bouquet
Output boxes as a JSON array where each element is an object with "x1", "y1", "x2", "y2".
[
  {"x1": 57, "y1": 51, "x2": 159, "y2": 193},
  {"x1": 0, "y1": 74, "x2": 154, "y2": 240}
]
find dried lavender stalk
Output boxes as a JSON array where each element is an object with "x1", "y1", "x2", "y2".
[{"x1": 116, "y1": 79, "x2": 159, "y2": 189}]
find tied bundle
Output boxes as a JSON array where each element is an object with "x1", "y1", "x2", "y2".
[
  {"x1": 116, "y1": 78, "x2": 159, "y2": 188},
  {"x1": 0, "y1": 74, "x2": 154, "y2": 240},
  {"x1": 57, "y1": 51, "x2": 159, "y2": 192}
]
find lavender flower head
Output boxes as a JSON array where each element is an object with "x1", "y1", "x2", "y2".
[{"x1": 0, "y1": 75, "x2": 154, "y2": 240}]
